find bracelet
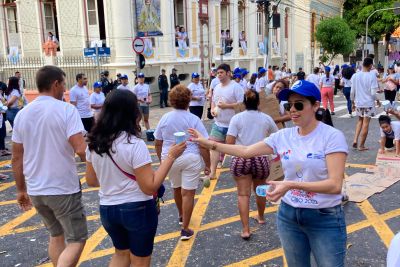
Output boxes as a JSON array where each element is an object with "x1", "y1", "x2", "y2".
[
  {"x1": 166, "y1": 153, "x2": 176, "y2": 161},
  {"x1": 210, "y1": 141, "x2": 217, "y2": 151}
]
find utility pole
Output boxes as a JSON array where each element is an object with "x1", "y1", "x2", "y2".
[{"x1": 263, "y1": 0, "x2": 270, "y2": 69}]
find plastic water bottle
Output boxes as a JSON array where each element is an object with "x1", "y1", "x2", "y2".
[{"x1": 256, "y1": 185, "x2": 271, "y2": 197}]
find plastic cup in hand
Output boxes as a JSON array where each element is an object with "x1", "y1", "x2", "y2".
[
  {"x1": 174, "y1": 132, "x2": 186, "y2": 144},
  {"x1": 256, "y1": 185, "x2": 271, "y2": 197},
  {"x1": 382, "y1": 100, "x2": 391, "y2": 111}
]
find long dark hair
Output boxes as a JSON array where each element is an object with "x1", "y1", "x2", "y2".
[
  {"x1": 88, "y1": 90, "x2": 142, "y2": 156},
  {"x1": 249, "y1": 73, "x2": 257, "y2": 85},
  {"x1": 6, "y1": 76, "x2": 20, "y2": 96},
  {"x1": 342, "y1": 67, "x2": 355, "y2": 80}
]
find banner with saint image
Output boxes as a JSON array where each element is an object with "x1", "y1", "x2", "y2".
[{"x1": 135, "y1": 0, "x2": 163, "y2": 37}]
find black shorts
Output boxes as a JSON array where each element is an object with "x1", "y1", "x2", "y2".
[
  {"x1": 100, "y1": 200, "x2": 158, "y2": 257},
  {"x1": 81, "y1": 117, "x2": 94, "y2": 133}
]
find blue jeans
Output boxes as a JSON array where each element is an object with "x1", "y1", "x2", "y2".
[
  {"x1": 343, "y1": 87, "x2": 352, "y2": 114},
  {"x1": 6, "y1": 107, "x2": 20, "y2": 128},
  {"x1": 277, "y1": 201, "x2": 347, "y2": 267}
]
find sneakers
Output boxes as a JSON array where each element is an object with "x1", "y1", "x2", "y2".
[
  {"x1": 178, "y1": 217, "x2": 183, "y2": 225},
  {"x1": 180, "y1": 229, "x2": 194, "y2": 240}
]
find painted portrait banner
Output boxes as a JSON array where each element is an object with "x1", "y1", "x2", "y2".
[{"x1": 135, "y1": 0, "x2": 163, "y2": 37}]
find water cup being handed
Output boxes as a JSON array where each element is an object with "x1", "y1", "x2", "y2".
[
  {"x1": 174, "y1": 132, "x2": 186, "y2": 144},
  {"x1": 256, "y1": 185, "x2": 271, "y2": 197}
]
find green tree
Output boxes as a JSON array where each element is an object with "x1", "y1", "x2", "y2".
[
  {"x1": 343, "y1": 0, "x2": 400, "y2": 60},
  {"x1": 315, "y1": 17, "x2": 356, "y2": 64}
]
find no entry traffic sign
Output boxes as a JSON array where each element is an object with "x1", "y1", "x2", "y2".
[{"x1": 132, "y1": 38, "x2": 145, "y2": 54}]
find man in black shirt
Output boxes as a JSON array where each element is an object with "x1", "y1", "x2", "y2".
[
  {"x1": 100, "y1": 71, "x2": 113, "y2": 96},
  {"x1": 158, "y1": 69, "x2": 169, "y2": 108},
  {"x1": 170, "y1": 68, "x2": 180, "y2": 90}
]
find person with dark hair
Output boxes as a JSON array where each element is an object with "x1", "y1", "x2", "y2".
[
  {"x1": 341, "y1": 66, "x2": 355, "y2": 117},
  {"x1": 255, "y1": 68, "x2": 267, "y2": 93},
  {"x1": 319, "y1": 66, "x2": 335, "y2": 115},
  {"x1": 247, "y1": 73, "x2": 257, "y2": 91},
  {"x1": 158, "y1": 69, "x2": 169, "y2": 108},
  {"x1": 70, "y1": 73, "x2": 94, "y2": 133},
  {"x1": 170, "y1": 68, "x2": 180, "y2": 89},
  {"x1": 333, "y1": 65, "x2": 341, "y2": 95},
  {"x1": 12, "y1": 65, "x2": 88, "y2": 266},
  {"x1": 85, "y1": 89, "x2": 186, "y2": 266},
  {"x1": 187, "y1": 72, "x2": 206, "y2": 119},
  {"x1": 189, "y1": 80, "x2": 348, "y2": 267},
  {"x1": 154, "y1": 85, "x2": 210, "y2": 240},
  {"x1": 271, "y1": 79, "x2": 291, "y2": 126},
  {"x1": 378, "y1": 115, "x2": 400, "y2": 156},
  {"x1": 133, "y1": 73, "x2": 152, "y2": 130},
  {"x1": 208, "y1": 63, "x2": 244, "y2": 180},
  {"x1": 296, "y1": 67, "x2": 306, "y2": 81},
  {"x1": 350, "y1": 57, "x2": 380, "y2": 151},
  {"x1": 226, "y1": 89, "x2": 278, "y2": 239},
  {"x1": 100, "y1": 70, "x2": 113, "y2": 96},
  {"x1": 382, "y1": 67, "x2": 398, "y2": 104},
  {"x1": 5, "y1": 76, "x2": 21, "y2": 128},
  {"x1": 267, "y1": 65, "x2": 274, "y2": 83},
  {"x1": 306, "y1": 67, "x2": 320, "y2": 89}
]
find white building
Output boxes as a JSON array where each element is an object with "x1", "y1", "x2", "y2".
[{"x1": 0, "y1": 0, "x2": 344, "y2": 89}]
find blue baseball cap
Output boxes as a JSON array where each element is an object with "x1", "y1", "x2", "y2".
[
  {"x1": 341, "y1": 64, "x2": 348, "y2": 69},
  {"x1": 278, "y1": 80, "x2": 321, "y2": 102},
  {"x1": 120, "y1": 74, "x2": 128, "y2": 79},
  {"x1": 93, "y1": 81, "x2": 102, "y2": 88},
  {"x1": 233, "y1": 73, "x2": 241, "y2": 79},
  {"x1": 241, "y1": 69, "x2": 249, "y2": 76},
  {"x1": 137, "y1": 73, "x2": 145, "y2": 78},
  {"x1": 258, "y1": 67, "x2": 266, "y2": 74},
  {"x1": 233, "y1": 67, "x2": 242, "y2": 74},
  {"x1": 324, "y1": 66, "x2": 331, "y2": 72},
  {"x1": 192, "y1": 72, "x2": 200, "y2": 78}
]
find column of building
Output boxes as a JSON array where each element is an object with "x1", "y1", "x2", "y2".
[
  {"x1": 230, "y1": 0, "x2": 239, "y2": 62},
  {"x1": 247, "y1": 2, "x2": 258, "y2": 72}
]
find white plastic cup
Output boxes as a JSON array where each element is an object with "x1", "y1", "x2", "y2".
[
  {"x1": 174, "y1": 132, "x2": 186, "y2": 144},
  {"x1": 382, "y1": 100, "x2": 391, "y2": 111}
]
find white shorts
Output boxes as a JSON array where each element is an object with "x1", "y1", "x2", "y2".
[
  {"x1": 168, "y1": 153, "x2": 204, "y2": 190},
  {"x1": 356, "y1": 106, "x2": 375, "y2": 118}
]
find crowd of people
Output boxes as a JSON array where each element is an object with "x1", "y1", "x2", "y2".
[{"x1": 6, "y1": 54, "x2": 400, "y2": 267}]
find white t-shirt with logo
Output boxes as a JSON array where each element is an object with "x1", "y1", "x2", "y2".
[
  {"x1": 380, "y1": 121, "x2": 400, "y2": 140},
  {"x1": 90, "y1": 92, "x2": 105, "y2": 115},
  {"x1": 306, "y1": 74, "x2": 320, "y2": 89},
  {"x1": 154, "y1": 109, "x2": 209, "y2": 159},
  {"x1": 86, "y1": 133, "x2": 153, "y2": 205},
  {"x1": 240, "y1": 79, "x2": 247, "y2": 91},
  {"x1": 319, "y1": 74, "x2": 335, "y2": 88},
  {"x1": 12, "y1": 96, "x2": 84, "y2": 196},
  {"x1": 227, "y1": 110, "x2": 278, "y2": 146},
  {"x1": 188, "y1": 82, "x2": 206, "y2": 107},
  {"x1": 264, "y1": 122, "x2": 348, "y2": 209},
  {"x1": 212, "y1": 81, "x2": 244, "y2": 127},
  {"x1": 350, "y1": 71, "x2": 379, "y2": 108},
  {"x1": 133, "y1": 83, "x2": 151, "y2": 106},
  {"x1": 69, "y1": 85, "x2": 93, "y2": 118}
]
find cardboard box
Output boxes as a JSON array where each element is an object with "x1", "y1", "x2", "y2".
[{"x1": 258, "y1": 91, "x2": 285, "y2": 129}]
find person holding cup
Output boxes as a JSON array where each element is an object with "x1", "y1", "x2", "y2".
[
  {"x1": 133, "y1": 73, "x2": 152, "y2": 130},
  {"x1": 154, "y1": 85, "x2": 210, "y2": 241},
  {"x1": 189, "y1": 80, "x2": 348, "y2": 267}
]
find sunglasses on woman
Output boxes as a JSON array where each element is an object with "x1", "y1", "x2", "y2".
[{"x1": 283, "y1": 102, "x2": 304, "y2": 111}]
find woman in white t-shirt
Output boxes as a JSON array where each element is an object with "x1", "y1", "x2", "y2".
[
  {"x1": 227, "y1": 90, "x2": 278, "y2": 239},
  {"x1": 246, "y1": 73, "x2": 257, "y2": 91},
  {"x1": 85, "y1": 89, "x2": 185, "y2": 266},
  {"x1": 177, "y1": 27, "x2": 188, "y2": 50},
  {"x1": 306, "y1": 67, "x2": 321, "y2": 89},
  {"x1": 5, "y1": 76, "x2": 21, "y2": 128},
  {"x1": 189, "y1": 80, "x2": 348, "y2": 267},
  {"x1": 90, "y1": 81, "x2": 105, "y2": 121},
  {"x1": 154, "y1": 85, "x2": 210, "y2": 241},
  {"x1": 271, "y1": 79, "x2": 291, "y2": 126},
  {"x1": 187, "y1": 72, "x2": 206, "y2": 119},
  {"x1": 319, "y1": 66, "x2": 335, "y2": 115}
]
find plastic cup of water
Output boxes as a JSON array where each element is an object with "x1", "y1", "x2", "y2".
[
  {"x1": 256, "y1": 185, "x2": 271, "y2": 197},
  {"x1": 174, "y1": 132, "x2": 186, "y2": 144},
  {"x1": 382, "y1": 100, "x2": 391, "y2": 111}
]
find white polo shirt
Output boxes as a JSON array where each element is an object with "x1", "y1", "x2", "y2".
[{"x1": 69, "y1": 84, "x2": 93, "y2": 118}]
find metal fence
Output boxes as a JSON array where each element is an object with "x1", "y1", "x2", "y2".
[{"x1": 0, "y1": 56, "x2": 110, "y2": 90}]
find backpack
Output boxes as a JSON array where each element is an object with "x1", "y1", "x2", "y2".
[{"x1": 316, "y1": 108, "x2": 333, "y2": 127}]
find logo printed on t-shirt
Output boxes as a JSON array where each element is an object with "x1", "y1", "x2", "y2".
[
  {"x1": 306, "y1": 152, "x2": 325, "y2": 160},
  {"x1": 281, "y1": 149, "x2": 291, "y2": 160}
]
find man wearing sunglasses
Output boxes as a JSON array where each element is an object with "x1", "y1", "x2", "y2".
[{"x1": 350, "y1": 57, "x2": 380, "y2": 151}]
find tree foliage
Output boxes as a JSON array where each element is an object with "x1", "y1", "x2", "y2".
[
  {"x1": 315, "y1": 17, "x2": 356, "y2": 64},
  {"x1": 343, "y1": 0, "x2": 400, "y2": 43}
]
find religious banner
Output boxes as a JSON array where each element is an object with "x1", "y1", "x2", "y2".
[{"x1": 135, "y1": 0, "x2": 163, "y2": 37}]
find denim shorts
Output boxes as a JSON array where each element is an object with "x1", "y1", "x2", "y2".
[
  {"x1": 139, "y1": 105, "x2": 150, "y2": 115},
  {"x1": 209, "y1": 123, "x2": 228, "y2": 142},
  {"x1": 100, "y1": 200, "x2": 158, "y2": 257},
  {"x1": 277, "y1": 201, "x2": 346, "y2": 267}
]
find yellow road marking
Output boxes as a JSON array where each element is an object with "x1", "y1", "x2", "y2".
[
  {"x1": 225, "y1": 248, "x2": 284, "y2": 267},
  {"x1": 358, "y1": 201, "x2": 394, "y2": 247},
  {"x1": 0, "y1": 199, "x2": 16, "y2": 206},
  {"x1": 0, "y1": 208, "x2": 36, "y2": 237},
  {"x1": 0, "y1": 181, "x2": 16, "y2": 192},
  {"x1": 0, "y1": 160, "x2": 11, "y2": 167},
  {"x1": 166, "y1": 168, "x2": 228, "y2": 267}
]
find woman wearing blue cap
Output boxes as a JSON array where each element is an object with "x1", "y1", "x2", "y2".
[
  {"x1": 90, "y1": 81, "x2": 105, "y2": 121},
  {"x1": 319, "y1": 66, "x2": 335, "y2": 115},
  {"x1": 189, "y1": 80, "x2": 348, "y2": 267},
  {"x1": 187, "y1": 73, "x2": 206, "y2": 119}
]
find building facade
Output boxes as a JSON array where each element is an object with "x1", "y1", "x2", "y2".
[{"x1": 0, "y1": 0, "x2": 344, "y2": 90}]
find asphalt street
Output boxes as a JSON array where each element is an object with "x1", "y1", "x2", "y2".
[{"x1": 0, "y1": 94, "x2": 399, "y2": 267}]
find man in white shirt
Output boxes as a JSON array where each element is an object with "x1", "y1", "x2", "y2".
[
  {"x1": 12, "y1": 66, "x2": 88, "y2": 266},
  {"x1": 70, "y1": 73, "x2": 94, "y2": 132},
  {"x1": 209, "y1": 64, "x2": 244, "y2": 180},
  {"x1": 116, "y1": 74, "x2": 132, "y2": 91},
  {"x1": 133, "y1": 73, "x2": 152, "y2": 130},
  {"x1": 350, "y1": 57, "x2": 380, "y2": 151}
]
